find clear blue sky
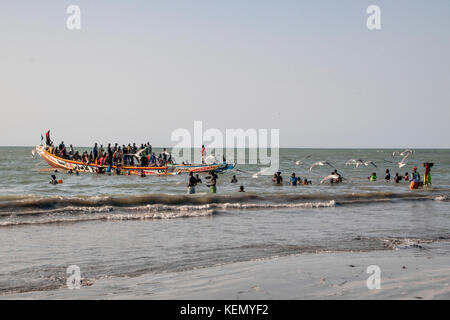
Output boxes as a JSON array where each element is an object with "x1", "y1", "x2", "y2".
[{"x1": 1, "y1": 0, "x2": 449, "y2": 147}]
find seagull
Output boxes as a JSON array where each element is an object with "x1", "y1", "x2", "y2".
[
  {"x1": 398, "y1": 154, "x2": 410, "y2": 168},
  {"x1": 295, "y1": 155, "x2": 312, "y2": 165},
  {"x1": 134, "y1": 148, "x2": 145, "y2": 157},
  {"x1": 320, "y1": 174, "x2": 341, "y2": 184},
  {"x1": 346, "y1": 159, "x2": 364, "y2": 167},
  {"x1": 252, "y1": 167, "x2": 273, "y2": 178},
  {"x1": 384, "y1": 153, "x2": 410, "y2": 168},
  {"x1": 346, "y1": 159, "x2": 377, "y2": 168},
  {"x1": 400, "y1": 149, "x2": 414, "y2": 157},
  {"x1": 363, "y1": 161, "x2": 377, "y2": 168},
  {"x1": 310, "y1": 161, "x2": 336, "y2": 171},
  {"x1": 235, "y1": 168, "x2": 253, "y2": 175},
  {"x1": 393, "y1": 149, "x2": 414, "y2": 157},
  {"x1": 205, "y1": 154, "x2": 217, "y2": 163}
]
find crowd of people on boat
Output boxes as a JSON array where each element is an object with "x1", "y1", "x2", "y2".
[{"x1": 44, "y1": 130, "x2": 173, "y2": 168}]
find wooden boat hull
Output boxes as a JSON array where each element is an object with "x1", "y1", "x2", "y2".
[
  {"x1": 35, "y1": 146, "x2": 177, "y2": 176},
  {"x1": 35, "y1": 146, "x2": 236, "y2": 175}
]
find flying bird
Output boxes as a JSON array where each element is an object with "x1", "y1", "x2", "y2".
[
  {"x1": 310, "y1": 161, "x2": 336, "y2": 171},
  {"x1": 363, "y1": 161, "x2": 377, "y2": 168},
  {"x1": 346, "y1": 159, "x2": 364, "y2": 167},
  {"x1": 398, "y1": 154, "x2": 411, "y2": 168},
  {"x1": 252, "y1": 167, "x2": 273, "y2": 178},
  {"x1": 400, "y1": 149, "x2": 414, "y2": 157},
  {"x1": 320, "y1": 174, "x2": 341, "y2": 184},
  {"x1": 295, "y1": 155, "x2": 312, "y2": 165},
  {"x1": 204, "y1": 154, "x2": 217, "y2": 163},
  {"x1": 235, "y1": 168, "x2": 253, "y2": 176},
  {"x1": 393, "y1": 149, "x2": 414, "y2": 158},
  {"x1": 346, "y1": 159, "x2": 377, "y2": 168},
  {"x1": 384, "y1": 153, "x2": 410, "y2": 168}
]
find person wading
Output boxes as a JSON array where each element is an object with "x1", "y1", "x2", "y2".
[{"x1": 187, "y1": 172, "x2": 197, "y2": 194}]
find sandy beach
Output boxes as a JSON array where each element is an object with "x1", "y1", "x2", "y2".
[{"x1": 4, "y1": 242, "x2": 450, "y2": 300}]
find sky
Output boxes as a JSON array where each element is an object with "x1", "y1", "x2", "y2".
[{"x1": 0, "y1": 0, "x2": 449, "y2": 148}]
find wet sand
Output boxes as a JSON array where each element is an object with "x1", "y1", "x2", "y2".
[{"x1": 4, "y1": 243, "x2": 450, "y2": 300}]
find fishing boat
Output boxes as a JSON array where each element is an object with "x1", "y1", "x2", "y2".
[
  {"x1": 171, "y1": 162, "x2": 235, "y2": 174},
  {"x1": 35, "y1": 145, "x2": 235, "y2": 175}
]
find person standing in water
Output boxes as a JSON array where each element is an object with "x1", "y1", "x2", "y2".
[
  {"x1": 231, "y1": 175, "x2": 238, "y2": 183},
  {"x1": 385, "y1": 169, "x2": 391, "y2": 182},
  {"x1": 208, "y1": 171, "x2": 218, "y2": 193},
  {"x1": 187, "y1": 172, "x2": 197, "y2": 194},
  {"x1": 411, "y1": 167, "x2": 421, "y2": 182},
  {"x1": 423, "y1": 162, "x2": 434, "y2": 186},
  {"x1": 394, "y1": 173, "x2": 403, "y2": 183},
  {"x1": 290, "y1": 173, "x2": 298, "y2": 186},
  {"x1": 404, "y1": 172, "x2": 409, "y2": 181},
  {"x1": 368, "y1": 172, "x2": 377, "y2": 181},
  {"x1": 49, "y1": 175, "x2": 59, "y2": 185},
  {"x1": 272, "y1": 172, "x2": 283, "y2": 185}
]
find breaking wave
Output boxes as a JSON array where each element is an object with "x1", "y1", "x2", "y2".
[
  {"x1": 0, "y1": 191, "x2": 446, "y2": 210},
  {"x1": 0, "y1": 191, "x2": 448, "y2": 227}
]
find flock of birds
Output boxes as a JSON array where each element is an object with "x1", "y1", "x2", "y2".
[
  {"x1": 249, "y1": 149, "x2": 415, "y2": 183},
  {"x1": 384, "y1": 149, "x2": 414, "y2": 168},
  {"x1": 300, "y1": 149, "x2": 414, "y2": 171}
]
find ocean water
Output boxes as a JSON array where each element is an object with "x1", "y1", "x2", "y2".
[{"x1": 0, "y1": 147, "x2": 449, "y2": 295}]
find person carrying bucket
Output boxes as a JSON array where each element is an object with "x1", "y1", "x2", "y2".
[{"x1": 409, "y1": 166, "x2": 422, "y2": 190}]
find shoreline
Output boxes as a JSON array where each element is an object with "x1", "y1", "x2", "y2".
[{"x1": 3, "y1": 243, "x2": 450, "y2": 300}]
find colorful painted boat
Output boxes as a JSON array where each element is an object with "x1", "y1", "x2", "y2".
[
  {"x1": 35, "y1": 146, "x2": 178, "y2": 176},
  {"x1": 35, "y1": 146, "x2": 236, "y2": 175},
  {"x1": 171, "y1": 162, "x2": 236, "y2": 174}
]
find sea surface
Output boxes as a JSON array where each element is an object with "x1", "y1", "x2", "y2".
[{"x1": 0, "y1": 147, "x2": 449, "y2": 296}]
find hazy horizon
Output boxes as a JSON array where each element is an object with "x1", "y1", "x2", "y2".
[{"x1": 1, "y1": 0, "x2": 449, "y2": 148}]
